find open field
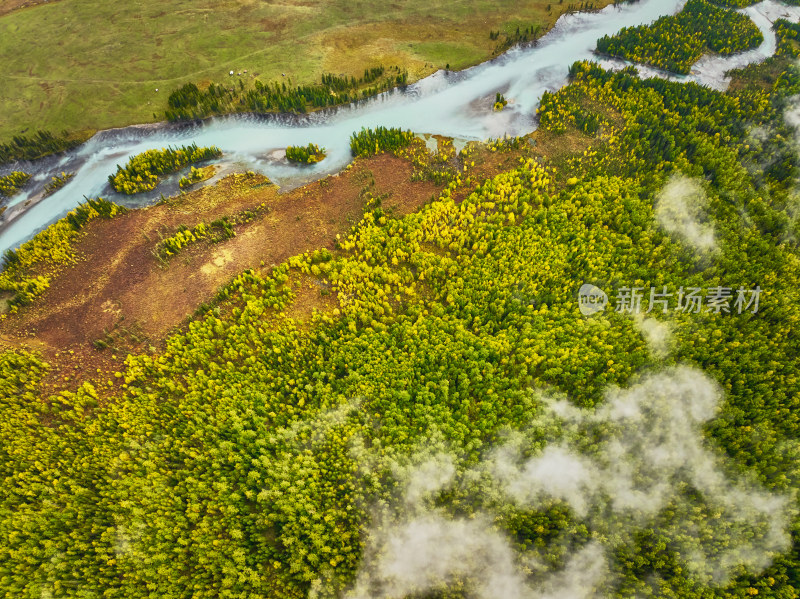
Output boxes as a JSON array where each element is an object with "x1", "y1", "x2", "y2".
[
  {"x1": 0, "y1": 0, "x2": 612, "y2": 140},
  {"x1": 0, "y1": 151, "x2": 444, "y2": 391},
  {"x1": 0, "y1": 155, "x2": 433, "y2": 346}
]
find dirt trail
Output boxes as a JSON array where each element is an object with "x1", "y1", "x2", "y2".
[{"x1": 0, "y1": 0, "x2": 53, "y2": 17}]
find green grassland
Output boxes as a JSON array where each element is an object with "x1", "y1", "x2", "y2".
[{"x1": 0, "y1": 0, "x2": 610, "y2": 140}]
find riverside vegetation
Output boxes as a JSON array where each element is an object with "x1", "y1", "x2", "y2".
[
  {"x1": 0, "y1": 171, "x2": 31, "y2": 198},
  {"x1": 164, "y1": 67, "x2": 408, "y2": 121},
  {"x1": 285, "y1": 144, "x2": 327, "y2": 164},
  {"x1": 108, "y1": 144, "x2": 222, "y2": 194},
  {"x1": 178, "y1": 165, "x2": 215, "y2": 189},
  {"x1": 349, "y1": 126, "x2": 416, "y2": 157},
  {"x1": 43, "y1": 172, "x2": 75, "y2": 196},
  {"x1": 0, "y1": 198, "x2": 125, "y2": 311},
  {"x1": 0, "y1": 130, "x2": 83, "y2": 166}
]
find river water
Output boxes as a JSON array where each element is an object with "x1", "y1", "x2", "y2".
[{"x1": 2, "y1": 0, "x2": 799, "y2": 253}]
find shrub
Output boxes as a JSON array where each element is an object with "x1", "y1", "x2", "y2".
[
  {"x1": 108, "y1": 144, "x2": 222, "y2": 194},
  {"x1": 286, "y1": 143, "x2": 327, "y2": 164},
  {"x1": 0, "y1": 171, "x2": 31, "y2": 198},
  {"x1": 43, "y1": 172, "x2": 75, "y2": 196}
]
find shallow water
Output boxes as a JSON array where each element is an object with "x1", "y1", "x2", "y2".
[{"x1": 1, "y1": 0, "x2": 798, "y2": 253}]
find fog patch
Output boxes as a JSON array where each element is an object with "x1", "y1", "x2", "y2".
[
  {"x1": 113, "y1": 526, "x2": 133, "y2": 557},
  {"x1": 655, "y1": 175, "x2": 717, "y2": 253},
  {"x1": 536, "y1": 543, "x2": 608, "y2": 599},
  {"x1": 633, "y1": 314, "x2": 673, "y2": 358},
  {"x1": 348, "y1": 514, "x2": 534, "y2": 599},
  {"x1": 491, "y1": 367, "x2": 792, "y2": 584},
  {"x1": 346, "y1": 367, "x2": 792, "y2": 597},
  {"x1": 348, "y1": 455, "x2": 608, "y2": 599},
  {"x1": 491, "y1": 443, "x2": 596, "y2": 517},
  {"x1": 396, "y1": 452, "x2": 457, "y2": 508},
  {"x1": 783, "y1": 95, "x2": 800, "y2": 133}
]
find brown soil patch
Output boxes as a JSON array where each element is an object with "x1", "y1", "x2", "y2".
[
  {"x1": 531, "y1": 128, "x2": 595, "y2": 162},
  {"x1": 284, "y1": 272, "x2": 337, "y2": 324},
  {"x1": 0, "y1": 154, "x2": 442, "y2": 374}
]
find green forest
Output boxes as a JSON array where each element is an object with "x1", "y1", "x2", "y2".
[
  {"x1": 349, "y1": 126, "x2": 416, "y2": 157},
  {"x1": 3, "y1": 38, "x2": 800, "y2": 595},
  {"x1": 595, "y1": 0, "x2": 764, "y2": 74},
  {"x1": 0, "y1": 130, "x2": 82, "y2": 166},
  {"x1": 775, "y1": 18, "x2": 800, "y2": 57},
  {"x1": 108, "y1": 144, "x2": 222, "y2": 194},
  {"x1": 5, "y1": 1, "x2": 800, "y2": 597},
  {"x1": 707, "y1": 0, "x2": 764, "y2": 6}
]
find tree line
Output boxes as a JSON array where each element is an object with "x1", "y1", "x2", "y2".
[
  {"x1": 349, "y1": 126, "x2": 416, "y2": 157},
  {"x1": 165, "y1": 66, "x2": 409, "y2": 121},
  {"x1": 0, "y1": 130, "x2": 82, "y2": 166}
]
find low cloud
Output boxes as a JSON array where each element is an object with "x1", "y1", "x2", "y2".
[
  {"x1": 346, "y1": 367, "x2": 792, "y2": 597},
  {"x1": 633, "y1": 315, "x2": 673, "y2": 358},
  {"x1": 493, "y1": 366, "x2": 792, "y2": 584},
  {"x1": 397, "y1": 452, "x2": 456, "y2": 508},
  {"x1": 655, "y1": 175, "x2": 717, "y2": 253},
  {"x1": 491, "y1": 443, "x2": 596, "y2": 517},
  {"x1": 348, "y1": 514, "x2": 533, "y2": 599}
]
